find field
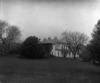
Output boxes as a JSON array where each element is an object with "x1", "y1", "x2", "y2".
[{"x1": 0, "y1": 57, "x2": 100, "y2": 83}]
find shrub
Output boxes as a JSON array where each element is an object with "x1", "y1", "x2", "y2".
[
  {"x1": 20, "y1": 36, "x2": 47, "y2": 59},
  {"x1": 9, "y1": 43, "x2": 22, "y2": 55},
  {"x1": 0, "y1": 44, "x2": 9, "y2": 56},
  {"x1": 80, "y1": 45, "x2": 91, "y2": 62},
  {"x1": 20, "y1": 36, "x2": 38, "y2": 58}
]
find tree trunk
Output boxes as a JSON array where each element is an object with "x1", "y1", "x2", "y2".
[{"x1": 73, "y1": 52, "x2": 76, "y2": 59}]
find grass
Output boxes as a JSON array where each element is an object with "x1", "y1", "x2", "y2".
[{"x1": 0, "y1": 56, "x2": 100, "y2": 83}]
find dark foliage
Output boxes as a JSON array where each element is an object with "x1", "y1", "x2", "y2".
[
  {"x1": 20, "y1": 36, "x2": 53, "y2": 59},
  {"x1": 20, "y1": 36, "x2": 40, "y2": 58},
  {"x1": 0, "y1": 20, "x2": 21, "y2": 57},
  {"x1": 9, "y1": 43, "x2": 22, "y2": 55},
  {"x1": 22, "y1": 36, "x2": 39, "y2": 46},
  {"x1": 0, "y1": 44, "x2": 9, "y2": 56},
  {"x1": 86, "y1": 20, "x2": 100, "y2": 65},
  {"x1": 41, "y1": 43, "x2": 54, "y2": 59},
  {"x1": 80, "y1": 44, "x2": 92, "y2": 62}
]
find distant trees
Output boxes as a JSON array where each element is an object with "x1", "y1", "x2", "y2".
[
  {"x1": 0, "y1": 20, "x2": 21, "y2": 56},
  {"x1": 6, "y1": 25, "x2": 21, "y2": 43},
  {"x1": 0, "y1": 20, "x2": 53, "y2": 59},
  {"x1": 48, "y1": 37, "x2": 52, "y2": 41},
  {"x1": 62, "y1": 30, "x2": 88, "y2": 59},
  {"x1": 0, "y1": 20, "x2": 21, "y2": 44}
]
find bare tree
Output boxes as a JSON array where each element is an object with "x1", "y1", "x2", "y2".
[{"x1": 62, "y1": 30, "x2": 88, "y2": 59}]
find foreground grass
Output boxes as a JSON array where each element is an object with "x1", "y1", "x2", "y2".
[{"x1": 0, "y1": 57, "x2": 100, "y2": 83}]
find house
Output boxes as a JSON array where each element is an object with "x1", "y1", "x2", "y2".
[{"x1": 40, "y1": 38, "x2": 79, "y2": 58}]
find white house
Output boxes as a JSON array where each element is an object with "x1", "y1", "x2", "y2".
[{"x1": 41, "y1": 38, "x2": 80, "y2": 58}]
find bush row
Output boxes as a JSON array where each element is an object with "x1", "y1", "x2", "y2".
[{"x1": 5, "y1": 36, "x2": 55, "y2": 59}]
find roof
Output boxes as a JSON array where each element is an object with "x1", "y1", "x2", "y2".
[{"x1": 39, "y1": 39, "x2": 67, "y2": 44}]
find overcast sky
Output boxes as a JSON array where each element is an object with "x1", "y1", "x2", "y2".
[{"x1": 0, "y1": 0, "x2": 100, "y2": 40}]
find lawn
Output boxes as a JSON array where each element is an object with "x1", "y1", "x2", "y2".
[{"x1": 0, "y1": 57, "x2": 100, "y2": 83}]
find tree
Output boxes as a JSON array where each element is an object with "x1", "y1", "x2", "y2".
[
  {"x1": 0, "y1": 20, "x2": 21, "y2": 56},
  {"x1": 88, "y1": 20, "x2": 100, "y2": 64},
  {"x1": 0, "y1": 20, "x2": 8, "y2": 43},
  {"x1": 4, "y1": 25, "x2": 21, "y2": 53},
  {"x1": 20, "y1": 36, "x2": 54, "y2": 59},
  {"x1": 6, "y1": 25, "x2": 21, "y2": 43},
  {"x1": 0, "y1": 20, "x2": 21, "y2": 44},
  {"x1": 20, "y1": 36, "x2": 45, "y2": 59},
  {"x1": 62, "y1": 30, "x2": 88, "y2": 59}
]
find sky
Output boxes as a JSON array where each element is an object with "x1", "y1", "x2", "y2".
[{"x1": 0, "y1": 0, "x2": 100, "y2": 40}]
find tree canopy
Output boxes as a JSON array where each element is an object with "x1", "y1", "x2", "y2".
[
  {"x1": 0, "y1": 20, "x2": 21, "y2": 56},
  {"x1": 0, "y1": 20, "x2": 21, "y2": 44},
  {"x1": 88, "y1": 20, "x2": 100, "y2": 63},
  {"x1": 62, "y1": 30, "x2": 88, "y2": 58}
]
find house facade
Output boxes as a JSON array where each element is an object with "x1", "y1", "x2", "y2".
[{"x1": 41, "y1": 38, "x2": 80, "y2": 58}]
